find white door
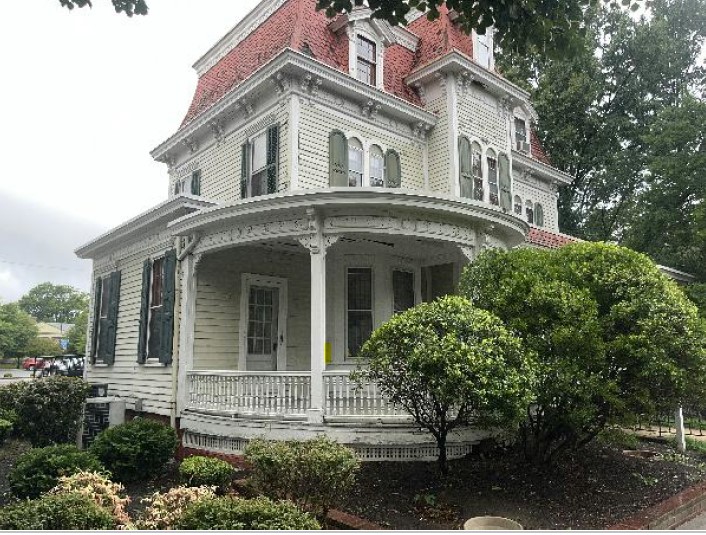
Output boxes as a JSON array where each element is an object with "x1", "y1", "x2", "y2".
[{"x1": 240, "y1": 274, "x2": 287, "y2": 371}]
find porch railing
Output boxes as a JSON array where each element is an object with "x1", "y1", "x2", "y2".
[
  {"x1": 187, "y1": 371, "x2": 311, "y2": 416},
  {"x1": 323, "y1": 372, "x2": 407, "y2": 418}
]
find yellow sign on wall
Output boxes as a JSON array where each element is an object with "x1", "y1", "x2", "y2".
[{"x1": 325, "y1": 342, "x2": 332, "y2": 364}]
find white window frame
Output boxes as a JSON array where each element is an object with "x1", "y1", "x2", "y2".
[
  {"x1": 525, "y1": 199, "x2": 535, "y2": 225},
  {"x1": 473, "y1": 27, "x2": 494, "y2": 70},
  {"x1": 348, "y1": 26, "x2": 385, "y2": 90},
  {"x1": 239, "y1": 273, "x2": 288, "y2": 371},
  {"x1": 145, "y1": 255, "x2": 165, "y2": 361},
  {"x1": 345, "y1": 266, "x2": 375, "y2": 360},
  {"x1": 246, "y1": 128, "x2": 270, "y2": 199}
]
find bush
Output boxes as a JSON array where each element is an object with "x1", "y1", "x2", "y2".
[
  {"x1": 89, "y1": 418, "x2": 178, "y2": 482},
  {"x1": 245, "y1": 436, "x2": 359, "y2": 518},
  {"x1": 136, "y1": 485, "x2": 216, "y2": 530},
  {"x1": 0, "y1": 492, "x2": 116, "y2": 530},
  {"x1": 50, "y1": 471, "x2": 131, "y2": 528},
  {"x1": 174, "y1": 496, "x2": 320, "y2": 530},
  {"x1": 0, "y1": 419, "x2": 13, "y2": 445},
  {"x1": 179, "y1": 456, "x2": 235, "y2": 492},
  {"x1": 8, "y1": 444, "x2": 104, "y2": 499},
  {"x1": 0, "y1": 381, "x2": 28, "y2": 414},
  {"x1": 10, "y1": 376, "x2": 91, "y2": 446},
  {"x1": 597, "y1": 428, "x2": 641, "y2": 450},
  {"x1": 3, "y1": 373, "x2": 12, "y2": 378}
]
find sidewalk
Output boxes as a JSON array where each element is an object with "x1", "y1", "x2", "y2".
[{"x1": 677, "y1": 511, "x2": 706, "y2": 530}]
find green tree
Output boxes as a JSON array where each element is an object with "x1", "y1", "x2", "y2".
[
  {"x1": 22, "y1": 338, "x2": 62, "y2": 359},
  {"x1": 18, "y1": 283, "x2": 89, "y2": 324},
  {"x1": 460, "y1": 243, "x2": 706, "y2": 463},
  {"x1": 355, "y1": 296, "x2": 535, "y2": 473},
  {"x1": 67, "y1": 310, "x2": 89, "y2": 355},
  {"x1": 57, "y1": 0, "x2": 147, "y2": 16},
  {"x1": 0, "y1": 303, "x2": 38, "y2": 361}
]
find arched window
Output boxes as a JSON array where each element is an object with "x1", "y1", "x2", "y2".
[
  {"x1": 526, "y1": 200, "x2": 534, "y2": 224},
  {"x1": 385, "y1": 149, "x2": 401, "y2": 188},
  {"x1": 472, "y1": 141, "x2": 483, "y2": 201},
  {"x1": 459, "y1": 137, "x2": 472, "y2": 199},
  {"x1": 535, "y1": 203, "x2": 544, "y2": 227},
  {"x1": 514, "y1": 195, "x2": 522, "y2": 216},
  {"x1": 348, "y1": 138, "x2": 364, "y2": 187},
  {"x1": 370, "y1": 145, "x2": 384, "y2": 187},
  {"x1": 487, "y1": 149, "x2": 498, "y2": 205}
]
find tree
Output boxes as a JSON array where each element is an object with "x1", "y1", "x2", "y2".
[
  {"x1": 460, "y1": 243, "x2": 706, "y2": 463},
  {"x1": 317, "y1": 0, "x2": 645, "y2": 57},
  {"x1": 18, "y1": 283, "x2": 89, "y2": 324},
  {"x1": 66, "y1": 310, "x2": 89, "y2": 355},
  {"x1": 21, "y1": 337, "x2": 62, "y2": 361},
  {"x1": 355, "y1": 296, "x2": 535, "y2": 473},
  {"x1": 57, "y1": 0, "x2": 147, "y2": 16},
  {"x1": 0, "y1": 304, "x2": 38, "y2": 362}
]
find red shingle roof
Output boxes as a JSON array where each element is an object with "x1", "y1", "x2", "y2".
[
  {"x1": 527, "y1": 228, "x2": 579, "y2": 249},
  {"x1": 408, "y1": 6, "x2": 473, "y2": 70},
  {"x1": 530, "y1": 129, "x2": 551, "y2": 165}
]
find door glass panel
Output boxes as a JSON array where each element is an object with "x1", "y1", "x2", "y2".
[{"x1": 247, "y1": 286, "x2": 277, "y2": 357}]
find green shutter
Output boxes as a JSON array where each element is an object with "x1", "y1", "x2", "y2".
[
  {"x1": 459, "y1": 137, "x2": 473, "y2": 199},
  {"x1": 498, "y1": 153, "x2": 512, "y2": 211},
  {"x1": 535, "y1": 203, "x2": 544, "y2": 227},
  {"x1": 191, "y1": 170, "x2": 201, "y2": 196},
  {"x1": 159, "y1": 249, "x2": 177, "y2": 366},
  {"x1": 266, "y1": 124, "x2": 279, "y2": 194},
  {"x1": 102, "y1": 271, "x2": 121, "y2": 366},
  {"x1": 137, "y1": 259, "x2": 151, "y2": 364},
  {"x1": 241, "y1": 142, "x2": 250, "y2": 199},
  {"x1": 329, "y1": 130, "x2": 348, "y2": 187},
  {"x1": 90, "y1": 278, "x2": 102, "y2": 364},
  {"x1": 385, "y1": 150, "x2": 401, "y2": 188}
]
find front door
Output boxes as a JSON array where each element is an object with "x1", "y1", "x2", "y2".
[{"x1": 240, "y1": 274, "x2": 287, "y2": 371}]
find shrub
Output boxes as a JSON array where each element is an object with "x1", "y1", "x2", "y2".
[
  {"x1": 179, "y1": 456, "x2": 235, "y2": 492},
  {"x1": 0, "y1": 419, "x2": 13, "y2": 445},
  {"x1": 136, "y1": 485, "x2": 216, "y2": 530},
  {"x1": 0, "y1": 381, "x2": 28, "y2": 414},
  {"x1": 0, "y1": 492, "x2": 116, "y2": 530},
  {"x1": 597, "y1": 428, "x2": 641, "y2": 450},
  {"x1": 50, "y1": 470, "x2": 131, "y2": 528},
  {"x1": 8, "y1": 444, "x2": 104, "y2": 499},
  {"x1": 174, "y1": 496, "x2": 320, "y2": 530},
  {"x1": 11, "y1": 376, "x2": 91, "y2": 446},
  {"x1": 89, "y1": 418, "x2": 178, "y2": 482},
  {"x1": 245, "y1": 436, "x2": 359, "y2": 517},
  {"x1": 3, "y1": 373, "x2": 12, "y2": 378}
]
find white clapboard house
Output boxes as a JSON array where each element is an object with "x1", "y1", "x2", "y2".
[{"x1": 76, "y1": 0, "x2": 581, "y2": 461}]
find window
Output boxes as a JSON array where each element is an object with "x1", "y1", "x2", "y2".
[
  {"x1": 173, "y1": 170, "x2": 201, "y2": 196},
  {"x1": 459, "y1": 137, "x2": 473, "y2": 199},
  {"x1": 534, "y1": 203, "x2": 544, "y2": 227},
  {"x1": 191, "y1": 170, "x2": 201, "y2": 196},
  {"x1": 356, "y1": 35, "x2": 377, "y2": 86},
  {"x1": 241, "y1": 125, "x2": 279, "y2": 199},
  {"x1": 514, "y1": 118, "x2": 528, "y2": 150},
  {"x1": 348, "y1": 138, "x2": 364, "y2": 187},
  {"x1": 370, "y1": 145, "x2": 384, "y2": 187},
  {"x1": 147, "y1": 257, "x2": 164, "y2": 359},
  {"x1": 393, "y1": 270, "x2": 415, "y2": 314},
  {"x1": 526, "y1": 200, "x2": 535, "y2": 224},
  {"x1": 250, "y1": 132, "x2": 268, "y2": 197},
  {"x1": 137, "y1": 251, "x2": 177, "y2": 365},
  {"x1": 247, "y1": 286, "x2": 277, "y2": 356},
  {"x1": 475, "y1": 30, "x2": 492, "y2": 69},
  {"x1": 514, "y1": 195, "x2": 523, "y2": 216},
  {"x1": 347, "y1": 268, "x2": 373, "y2": 358},
  {"x1": 472, "y1": 142, "x2": 484, "y2": 201},
  {"x1": 487, "y1": 150, "x2": 499, "y2": 205},
  {"x1": 91, "y1": 271, "x2": 121, "y2": 365}
]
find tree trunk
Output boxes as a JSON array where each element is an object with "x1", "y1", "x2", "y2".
[{"x1": 437, "y1": 433, "x2": 448, "y2": 475}]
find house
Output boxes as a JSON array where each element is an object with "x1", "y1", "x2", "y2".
[
  {"x1": 76, "y1": 0, "x2": 576, "y2": 461},
  {"x1": 37, "y1": 322, "x2": 73, "y2": 347}
]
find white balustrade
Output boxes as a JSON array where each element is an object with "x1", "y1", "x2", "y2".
[
  {"x1": 187, "y1": 371, "x2": 311, "y2": 416},
  {"x1": 323, "y1": 372, "x2": 406, "y2": 418}
]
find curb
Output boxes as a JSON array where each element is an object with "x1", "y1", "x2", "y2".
[
  {"x1": 327, "y1": 509, "x2": 386, "y2": 530},
  {"x1": 608, "y1": 480, "x2": 706, "y2": 530}
]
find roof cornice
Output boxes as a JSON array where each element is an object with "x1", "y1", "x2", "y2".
[
  {"x1": 330, "y1": 11, "x2": 420, "y2": 52},
  {"x1": 75, "y1": 196, "x2": 217, "y2": 259},
  {"x1": 151, "y1": 49, "x2": 437, "y2": 162},
  {"x1": 512, "y1": 150, "x2": 573, "y2": 185}
]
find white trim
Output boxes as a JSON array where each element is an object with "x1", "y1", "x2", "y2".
[
  {"x1": 447, "y1": 73, "x2": 460, "y2": 197},
  {"x1": 239, "y1": 273, "x2": 288, "y2": 372},
  {"x1": 288, "y1": 93, "x2": 300, "y2": 190},
  {"x1": 512, "y1": 150, "x2": 573, "y2": 185}
]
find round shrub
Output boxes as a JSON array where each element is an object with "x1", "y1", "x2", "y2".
[
  {"x1": 9, "y1": 444, "x2": 105, "y2": 499},
  {"x1": 179, "y1": 456, "x2": 235, "y2": 492},
  {"x1": 137, "y1": 485, "x2": 216, "y2": 530},
  {"x1": 174, "y1": 496, "x2": 320, "y2": 530},
  {"x1": 89, "y1": 418, "x2": 178, "y2": 482},
  {"x1": 0, "y1": 493, "x2": 116, "y2": 530}
]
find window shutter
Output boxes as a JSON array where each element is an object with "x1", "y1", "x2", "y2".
[
  {"x1": 137, "y1": 259, "x2": 151, "y2": 364},
  {"x1": 266, "y1": 124, "x2": 279, "y2": 194},
  {"x1": 240, "y1": 142, "x2": 250, "y2": 200},
  {"x1": 159, "y1": 249, "x2": 177, "y2": 365},
  {"x1": 385, "y1": 149, "x2": 401, "y2": 188},
  {"x1": 329, "y1": 131, "x2": 348, "y2": 187},
  {"x1": 459, "y1": 137, "x2": 473, "y2": 199},
  {"x1": 535, "y1": 203, "x2": 544, "y2": 227},
  {"x1": 102, "y1": 271, "x2": 121, "y2": 366},
  {"x1": 191, "y1": 170, "x2": 201, "y2": 196},
  {"x1": 498, "y1": 153, "x2": 512, "y2": 211},
  {"x1": 90, "y1": 278, "x2": 102, "y2": 364}
]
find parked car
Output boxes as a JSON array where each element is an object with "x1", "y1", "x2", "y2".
[{"x1": 22, "y1": 357, "x2": 46, "y2": 371}]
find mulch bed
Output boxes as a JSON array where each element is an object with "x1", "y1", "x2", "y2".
[{"x1": 341, "y1": 438, "x2": 706, "y2": 530}]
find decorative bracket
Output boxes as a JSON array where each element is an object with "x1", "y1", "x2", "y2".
[
  {"x1": 459, "y1": 246, "x2": 475, "y2": 263},
  {"x1": 271, "y1": 73, "x2": 290, "y2": 95},
  {"x1": 412, "y1": 121, "x2": 431, "y2": 141},
  {"x1": 238, "y1": 97, "x2": 255, "y2": 117},
  {"x1": 300, "y1": 74, "x2": 323, "y2": 97},
  {"x1": 209, "y1": 120, "x2": 225, "y2": 144},
  {"x1": 361, "y1": 99, "x2": 381, "y2": 119},
  {"x1": 182, "y1": 137, "x2": 199, "y2": 154},
  {"x1": 414, "y1": 82, "x2": 427, "y2": 106},
  {"x1": 457, "y1": 71, "x2": 475, "y2": 97}
]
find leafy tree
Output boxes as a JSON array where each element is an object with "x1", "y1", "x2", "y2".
[
  {"x1": 317, "y1": 0, "x2": 646, "y2": 56},
  {"x1": 355, "y1": 296, "x2": 535, "y2": 473},
  {"x1": 57, "y1": 0, "x2": 147, "y2": 16},
  {"x1": 22, "y1": 337, "x2": 62, "y2": 359},
  {"x1": 0, "y1": 303, "x2": 38, "y2": 361},
  {"x1": 18, "y1": 283, "x2": 89, "y2": 324},
  {"x1": 685, "y1": 284, "x2": 706, "y2": 318},
  {"x1": 67, "y1": 310, "x2": 89, "y2": 355},
  {"x1": 460, "y1": 243, "x2": 706, "y2": 463}
]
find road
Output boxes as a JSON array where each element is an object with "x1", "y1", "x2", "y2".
[{"x1": 0, "y1": 369, "x2": 35, "y2": 384}]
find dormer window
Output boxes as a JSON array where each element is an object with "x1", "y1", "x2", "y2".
[
  {"x1": 356, "y1": 36, "x2": 377, "y2": 86},
  {"x1": 475, "y1": 30, "x2": 493, "y2": 69},
  {"x1": 514, "y1": 118, "x2": 529, "y2": 152}
]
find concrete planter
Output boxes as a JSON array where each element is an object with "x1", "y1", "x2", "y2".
[{"x1": 463, "y1": 516, "x2": 523, "y2": 530}]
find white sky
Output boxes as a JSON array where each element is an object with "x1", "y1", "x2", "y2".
[{"x1": 0, "y1": 0, "x2": 260, "y2": 302}]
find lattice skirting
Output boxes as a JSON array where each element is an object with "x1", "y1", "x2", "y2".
[{"x1": 182, "y1": 431, "x2": 474, "y2": 462}]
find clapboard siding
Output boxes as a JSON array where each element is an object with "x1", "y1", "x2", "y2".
[
  {"x1": 193, "y1": 246, "x2": 311, "y2": 372},
  {"x1": 298, "y1": 103, "x2": 425, "y2": 191},
  {"x1": 513, "y1": 172, "x2": 559, "y2": 232},
  {"x1": 86, "y1": 234, "x2": 177, "y2": 417},
  {"x1": 425, "y1": 82, "x2": 450, "y2": 194},
  {"x1": 458, "y1": 85, "x2": 508, "y2": 151}
]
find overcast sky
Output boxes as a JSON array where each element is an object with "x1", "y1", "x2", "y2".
[{"x1": 0, "y1": 0, "x2": 260, "y2": 302}]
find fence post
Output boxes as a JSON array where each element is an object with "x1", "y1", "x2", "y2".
[{"x1": 675, "y1": 406, "x2": 686, "y2": 453}]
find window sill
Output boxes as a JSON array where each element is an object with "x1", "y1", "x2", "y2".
[{"x1": 140, "y1": 361, "x2": 170, "y2": 368}]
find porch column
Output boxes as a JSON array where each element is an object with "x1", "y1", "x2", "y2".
[{"x1": 176, "y1": 253, "x2": 200, "y2": 415}]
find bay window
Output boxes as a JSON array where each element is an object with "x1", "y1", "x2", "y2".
[{"x1": 487, "y1": 150, "x2": 499, "y2": 205}]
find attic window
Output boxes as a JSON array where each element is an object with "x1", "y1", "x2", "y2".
[
  {"x1": 475, "y1": 30, "x2": 492, "y2": 69},
  {"x1": 356, "y1": 35, "x2": 377, "y2": 86}
]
